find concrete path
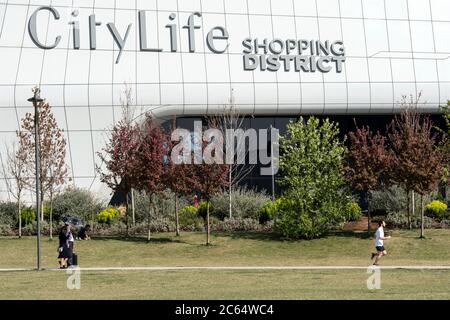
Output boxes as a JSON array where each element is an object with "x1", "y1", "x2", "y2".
[{"x1": 0, "y1": 266, "x2": 449, "y2": 272}]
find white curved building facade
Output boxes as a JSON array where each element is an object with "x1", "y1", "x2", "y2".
[{"x1": 1, "y1": 0, "x2": 450, "y2": 201}]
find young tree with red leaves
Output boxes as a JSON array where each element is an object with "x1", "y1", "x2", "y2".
[
  {"x1": 97, "y1": 121, "x2": 142, "y2": 236},
  {"x1": 135, "y1": 116, "x2": 168, "y2": 241},
  {"x1": 388, "y1": 95, "x2": 445, "y2": 234},
  {"x1": 190, "y1": 122, "x2": 229, "y2": 246},
  {"x1": 344, "y1": 124, "x2": 392, "y2": 232}
]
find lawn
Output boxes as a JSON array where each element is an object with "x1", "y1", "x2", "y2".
[{"x1": 0, "y1": 229, "x2": 449, "y2": 299}]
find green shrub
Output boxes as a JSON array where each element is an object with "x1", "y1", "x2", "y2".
[
  {"x1": 382, "y1": 212, "x2": 436, "y2": 229},
  {"x1": 179, "y1": 205, "x2": 203, "y2": 227},
  {"x1": 277, "y1": 117, "x2": 348, "y2": 239},
  {"x1": 52, "y1": 187, "x2": 105, "y2": 223},
  {"x1": 426, "y1": 200, "x2": 448, "y2": 220},
  {"x1": 210, "y1": 187, "x2": 270, "y2": 220},
  {"x1": 96, "y1": 207, "x2": 119, "y2": 224},
  {"x1": 259, "y1": 198, "x2": 286, "y2": 223},
  {"x1": 0, "y1": 224, "x2": 14, "y2": 236},
  {"x1": 344, "y1": 202, "x2": 362, "y2": 221},
  {"x1": 0, "y1": 202, "x2": 17, "y2": 226},
  {"x1": 21, "y1": 207, "x2": 36, "y2": 226},
  {"x1": 197, "y1": 201, "x2": 213, "y2": 221}
]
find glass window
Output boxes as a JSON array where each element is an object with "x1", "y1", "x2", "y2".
[
  {"x1": 157, "y1": 0, "x2": 178, "y2": 12},
  {"x1": 16, "y1": 48, "x2": 44, "y2": 85},
  {"x1": 178, "y1": 0, "x2": 202, "y2": 12},
  {"x1": 113, "y1": 52, "x2": 136, "y2": 84},
  {"x1": 207, "y1": 83, "x2": 232, "y2": 111},
  {"x1": 437, "y1": 60, "x2": 450, "y2": 82},
  {"x1": 202, "y1": 0, "x2": 224, "y2": 13},
  {"x1": 136, "y1": 84, "x2": 161, "y2": 106},
  {"x1": 341, "y1": 19, "x2": 366, "y2": 56},
  {"x1": 433, "y1": 22, "x2": 450, "y2": 52},
  {"x1": 407, "y1": 0, "x2": 431, "y2": 21},
  {"x1": 182, "y1": 53, "x2": 207, "y2": 83},
  {"x1": 391, "y1": 58, "x2": 415, "y2": 82},
  {"x1": 301, "y1": 83, "x2": 324, "y2": 104},
  {"x1": 387, "y1": 20, "x2": 412, "y2": 52},
  {"x1": 205, "y1": 53, "x2": 230, "y2": 83},
  {"x1": 368, "y1": 58, "x2": 392, "y2": 82},
  {"x1": 0, "y1": 108, "x2": 19, "y2": 131},
  {"x1": 226, "y1": 14, "x2": 250, "y2": 54},
  {"x1": 410, "y1": 21, "x2": 434, "y2": 52},
  {"x1": 347, "y1": 83, "x2": 370, "y2": 104},
  {"x1": 89, "y1": 85, "x2": 113, "y2": 106},
  {"x1": 293, "y1": 0, "x2": 317, "y2": 17},
  {"x1": 0, "y1": 48, "x2": 21, "y2": 85},
  {"x1": 385, "y1": 0, "x2": 408, "y2": 20},
  {"x1": 70, "y1": 132, "x2": 95, "y2": 177},
  {"x1": 229, "y1": 55, "x2": 253, "y2": 83},
  {"x1": 160, "y1": 83, "x2": 184, "y2": 105},
  {"x1": 339, "y1": 0, "x2": 363, "y2": 18},
  {"x1": 345, "y1": 58, "x2": 369, "y2": 82},
  {"x1": 416, "y1": 83, "x2": 440, "y2": 105},
  {"x1": 324, "y1": 83, "x2": 347, "y2": 104},
  {"x1": 224, "y1": 0, "x2": 248, "y2": 14},
  {"x1": 316, "y1": 0, "x2": 340, "y2": 17},
  {"x1": 362, "y1": 0, "x2": 385, "y2": 19},
  {"x1": 65, "y1": 50, "x2": 90, "y2": 85},
  {"x1": 136, "y1": 52, "x2": 160, "y2": 84},
  {"x1": 40, "y1": 85, "x2": 64, "y2": 107},
  {"x1": 89, "y1": 51, "x2": 114, "y2": 84},
  {"x1": 0, "y1": 5, "x2": 28, "y2": 47},
  {"x1": 64, "y1": 85, "x2": 89, "y2": 107},
  {"x1": 255, "y1": 83, "x2": 278, "y2": 106},
  {"x1": 318, "y1": 17, "x2": 341, "y2": 40},
  {"x1": 248, "y1": 0, "x2": 271, "y2": 15},
  {"x1": 370, "y1": 83, "x2": 394, "y2": 109},
  {"x1": 415, "y1": 60, "x2": 438, "y2": 82},
  {"x1": 278, "y1": 83, "x2": 301, "y2": 105},
  {"x1": 159, "y1": 53, "x2": 183, "y2": 83},
  {"x1": 0, "y1": 86, "x2": 15, "y2": 107},
  {"x1": 365, "y1": 20, "x2": 389, "y2": 57},
  {"x1": 182, "y1": 83, "x2": 208, "y2": 107},
  {"x1": 430, "y1": 0, "x2": 450, "y2": 21},
  {"x1": 65, "y1": 107, "x2": 91, "y2": 131},
  {"x1": 271, "y1": 0, "x2": 295, "y2": 16},
  {"x1": 231, "y1": 83, "x2": 255, "y2": 108},
  {"x1": 136, "y1": 0, "x2": 158, "y2": 10}
]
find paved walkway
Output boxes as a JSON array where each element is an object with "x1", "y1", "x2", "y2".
[{"x1": 1, "y1": 266, "x2": 449, "y2": 272}]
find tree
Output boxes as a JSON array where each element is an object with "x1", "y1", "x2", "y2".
[
  {"x1": 4, "y1": 143, "x2": 29, "y2": 238},
  {"x1": 344, "y1": 124, "x2": 392, "y2": 233},
  {"x1": 17, "y1": 94, "x2": 69, "y2": 233},
  {"x1": 208, "y1": 92, "x2": 254, "y2": 219},
  {"x1": 277, "y1": 117, "x2": 348, "y2": 239},
  {"x1": 97, "y1": 121, "x2": 142, "y2": 236},
  {"x1": 388, "y1": 95, "x2": 444, "y2": 233},
  {"x1": 189, "y1": 121, "x2": 229, "y2": 245},
  {"x1": 135, "y1": 116, "x2": 168, "y2": 241}
]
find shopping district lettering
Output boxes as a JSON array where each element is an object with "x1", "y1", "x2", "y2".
[{"x1": 28, "y1": 7, "x2": 345, "y2": 73}]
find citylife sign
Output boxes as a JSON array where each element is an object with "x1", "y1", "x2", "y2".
[{"x1": 28, "y1": 6, "x2": 346, "y2": 73}]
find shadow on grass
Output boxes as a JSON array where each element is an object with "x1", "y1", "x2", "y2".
[
  {"x1": 91, "y1": 235, "x2": 187, "y2": 244},
  {"x1": 214, "y1": 230, "x2": 371, "y2": 241}
]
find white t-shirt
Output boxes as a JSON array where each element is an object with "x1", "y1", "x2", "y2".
[{"x1": 375, "y1": 227, "x2": 384, "y2": 247}]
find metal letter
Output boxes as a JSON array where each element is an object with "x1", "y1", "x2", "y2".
[
  {"x1": 28, "y1": 6, "x2": 61, "y2": 49},
  {"x1": 107, "y1": 23, "x2": 133, "y2": 64},
  {"x1": 138, "y1": 11, "x2": 162, "y2": 52},
  {"x1": 206, "y1": 26, "x2": 229, "y2": 53},
  {"x1": 183, "y1": 12, "x2": 202, "y2": 52}
]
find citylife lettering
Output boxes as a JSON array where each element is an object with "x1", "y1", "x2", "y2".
[{"x1": 28, "y1": 6, "x2": 345, "y2": 73}]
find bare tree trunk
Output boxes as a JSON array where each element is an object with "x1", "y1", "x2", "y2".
[
  {"x1": 131, "y1": 189, "x2": 135, "y2": 227},
  {"x1": 18, "y1": 198, "x2": 22, "y2": 238},
  {"x1": 147, "y1": 195, "x2": 152, "y2": 242},
  {"x1": 367, "y1": 208, "x2": 371, "y2": 235},
  {"x1": 420, "y1": 194, "x2": 425, "y2": 239},
  {"x1": 175, "y1": 194, "x2": 180, "y2": 237},
  {"x1": 206, "y1": 201, "x2": 211, "y2": 246},
  {"x1": 407, "y1": 190, "x2": 411, "y2": 229},
  {"x1": 412, "y1": 190, "x2": 415, "y2": 225},
  {"x1": 229, "y1": 165, "x2": 232, "y2": 219},
  {"x1": 41, "y1": 191, "x2": 45, "y2": 222},
  {"x1": 49, "y1": 193, "x2": 53, "y2": 239}
]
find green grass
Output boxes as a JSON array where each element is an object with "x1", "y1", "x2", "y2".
[
  {"x1": 0, "y1": 229, "x2": 449, "y2": 269},
  {"x1": 0, "y1": 269, "x2": 449, "y2": 299},
  {"x1": 0, "y1": 229, "x2": 449, "y2": 299}
]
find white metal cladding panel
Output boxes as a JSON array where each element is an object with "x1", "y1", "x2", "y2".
[{"x1": 0, "y1": 0, "x2": 450, "y2": 201}]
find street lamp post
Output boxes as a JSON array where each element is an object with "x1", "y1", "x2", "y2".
[{"x1": 28, "y1": 88, "x2": 43, "y2": 271}]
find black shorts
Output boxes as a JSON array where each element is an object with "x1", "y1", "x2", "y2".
[{"x1": 376, "y1": 246, "x2": 385, "y2": 252}]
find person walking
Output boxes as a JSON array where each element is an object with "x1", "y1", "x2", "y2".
[
  {"x1": 57, "y1": 224, "x2": 71, "y2": 269},
  {"x1": 371, "y1": 221, "x2": 392, "y2": 266}
]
